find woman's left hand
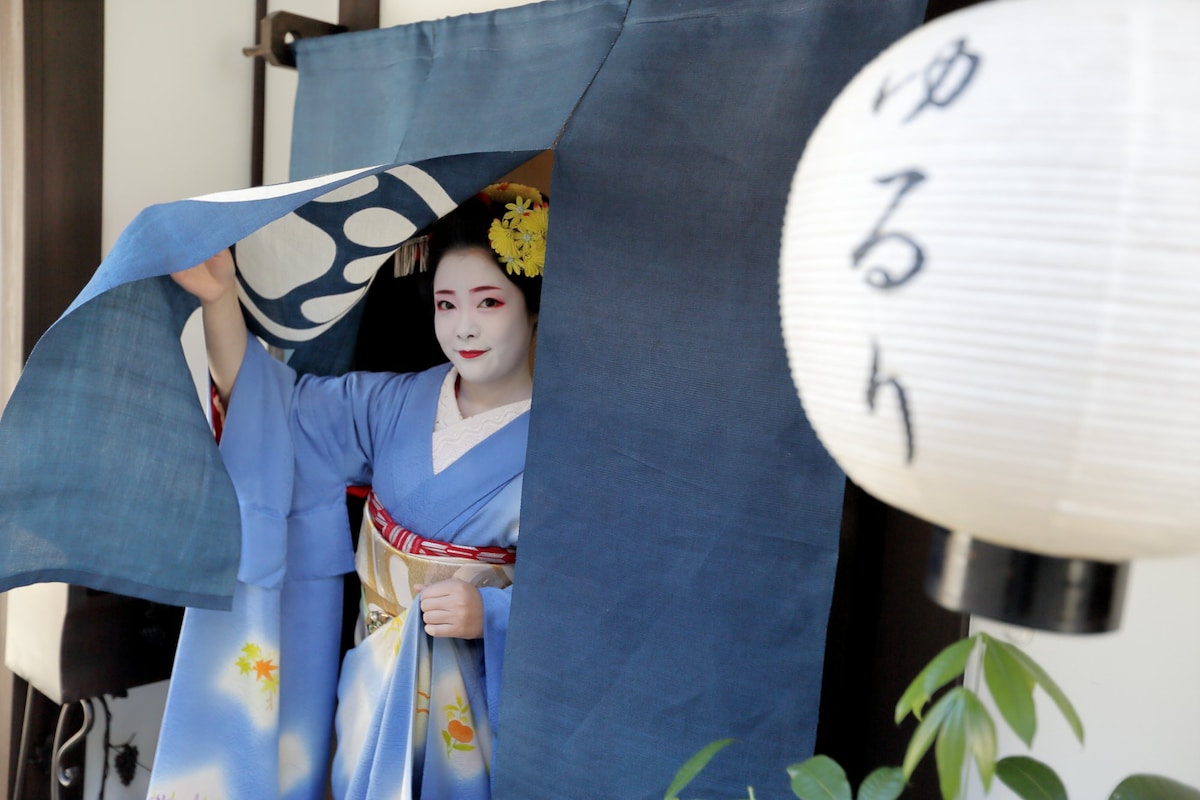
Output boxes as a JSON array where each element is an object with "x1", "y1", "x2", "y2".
[{"x1": 416, "y1": 579, "x2": 484, "y2": 639}]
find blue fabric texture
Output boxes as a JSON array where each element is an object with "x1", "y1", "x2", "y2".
[
  {"x1": 0, "y1": 276, "x2": 238, "y2": 608},
  {"x1": 0, "y1": 0, "x2": 926, "y2": 796},
  {"x1": 289, "y1": 0, "x2": 629, "y2": 175}
]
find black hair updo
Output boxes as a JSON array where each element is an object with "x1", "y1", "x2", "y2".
[{"x1": 425, "y1": 191, "x2": 544, "y2": 316}]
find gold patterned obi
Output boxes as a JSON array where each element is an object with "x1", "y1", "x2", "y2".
[{"x1": 355, "y1": 492, "x2": 515, "y2": 638}]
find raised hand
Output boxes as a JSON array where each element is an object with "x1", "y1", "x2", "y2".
[{"x1": 172, "y1": 248, "x2": 236, "y2": 304}]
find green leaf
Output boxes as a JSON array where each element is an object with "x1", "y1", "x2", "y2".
[
  {"x1": 934, "y1": 691, "x2": 968, "y2": 800},
  {"x1": 1109, "y1": 774, "x2": 1200, "y2": 800},
  {"x1": 982, "y1": 638, "x2": 1037, "y2": 747},
  {"x1": 993, "y1": 637, "x2": 1084, "y2": 745},
  {"x1": 996, "y1": 756, "x2": 1067, "y2": 800},
  {"x1": 664, "y1": 739, "x2": 735, "y2": 800},
  {"x1": 902, "y1": 689, "x2": 958, "y2": 779},
  {"x1": 925, "y1": 688, "x2": 997, "y2": 800},
  {"x1": 961, "y1": 690, "x2": 997, "y2": 790},
  {"x1": 895, "y1": 637, "x2": 977, "y2": 724},
  {"x1": 858, "y1": 767, "x2": 906, "y2": 800},
  {"x1": 787, "y1": 755, "x2": 852, "y2": 800}
]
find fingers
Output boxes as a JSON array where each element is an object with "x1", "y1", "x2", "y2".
[
  {"x1": 171, "y1": 249, "x2": 236, "y2": 303},
  {"x1": 206, "y1": 248, "x2": 236, "y2": 282},
  {"x1": 421, "y1": 607, "x2": 461, "y2": 633},
  {"x1": 417, "y1": 579, "x2": 483, "y2": 639},
  {"x1": 418, "y1": 580, "x2": 467, "y2": 613}
]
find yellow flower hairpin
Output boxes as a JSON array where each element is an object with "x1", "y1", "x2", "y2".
[{"x1": 483, "y1": 183, "x2": 548, "y2": 278}]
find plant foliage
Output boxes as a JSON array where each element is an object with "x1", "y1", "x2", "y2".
[{"x1": 665, "y1": 633, "x2": 1198, "y2": 800}]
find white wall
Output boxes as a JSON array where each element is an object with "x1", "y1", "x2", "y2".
[
  {"x1": 964, "y1": 555, "x2": 1200, "y2": 799},
  {"x1": 381, "y1": 0, "x2": 539, "y2": 25},
  {"x1": 102, "y1": 1, "x2": 257, "y2": 254}
]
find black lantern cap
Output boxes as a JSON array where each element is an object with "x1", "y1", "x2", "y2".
[{"x1": 926, "y1": 529, "x2": 1129, "y2": 634}]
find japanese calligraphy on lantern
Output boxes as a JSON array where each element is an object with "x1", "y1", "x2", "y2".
[
  {"x1": 852, "y1": 169, "x2": 927, "y2": 290},
  {"x1": 850, "y1": 38, "x2": 981, "y2": 464},
  {"x1": 873, "y1": 38, "x2": 980, "y2": 122}
]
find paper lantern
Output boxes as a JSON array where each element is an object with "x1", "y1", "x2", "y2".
[{"x1": 779, "y1": 0, "x2": 1200, "y2": 629}]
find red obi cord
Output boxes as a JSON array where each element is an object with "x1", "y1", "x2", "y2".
[
  {"x1": 366, "y1": 490, "x2": 516, "y2": 565},
  {"x1": 210, "y1": 382, "x2": 225, "y2": 443}
]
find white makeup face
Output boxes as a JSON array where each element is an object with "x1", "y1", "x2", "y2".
[{"x1": 432, "y1": 247, "x2": 537, "y2": 398}]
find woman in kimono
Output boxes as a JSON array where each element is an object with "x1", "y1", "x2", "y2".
[{"x1": 148, "y1": 184, "x2": 547, "y2": 800}]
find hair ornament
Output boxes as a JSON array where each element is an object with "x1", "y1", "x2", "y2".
[
  {"x1": 393, "y1": 233, "x2": 430, "y2": 277},
  {"x1": 483, "y1": 182, "x2": 548, "y2": 278}
]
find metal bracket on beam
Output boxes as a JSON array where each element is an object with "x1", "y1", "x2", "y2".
[{"x1": 243, "y1": 11, "x2": 347, "y2": 69}]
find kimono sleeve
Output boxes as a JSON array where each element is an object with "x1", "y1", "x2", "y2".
[
  {"x1": 286, "y1": 367, "x2": 421, "y2": 579},
  {"x1": 217, "y1": 340, "x2": 296, "y2": 588},
  {"x1": 480, "y1": 585, "x2": 512, "y2": 737}
]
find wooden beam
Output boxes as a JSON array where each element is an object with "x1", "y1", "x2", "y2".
[
  {"x1": 251, "y1": 0, "x2": 267, "y2": 187},
  {"x1": 339, "y1": 0, "x2": 380, "y2": 31},
  {"x1": 21, "y1": 0, "x2": 104, "y2": 357}
]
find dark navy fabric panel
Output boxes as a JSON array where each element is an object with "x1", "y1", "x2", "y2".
[
  {"x1": 496, "y1": 1, "x2": 926, "y2": 797},
  {"x1": 290, "y1": 0, "x2": 629, "y2": 177}
]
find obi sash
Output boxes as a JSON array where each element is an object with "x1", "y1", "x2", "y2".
[{"x1": 356, "y1": 491, "x2": 515, "y2": 637}]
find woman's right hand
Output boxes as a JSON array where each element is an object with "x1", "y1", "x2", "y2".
[{"x1": 172, "y1": 248, "x2": 236, "y2": 304}]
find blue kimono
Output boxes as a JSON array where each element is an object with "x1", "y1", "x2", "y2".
[{"x1": 147, "y1": 340, "x2": 527, "y2": 800}]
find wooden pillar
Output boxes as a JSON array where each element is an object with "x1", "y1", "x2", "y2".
[
  {"x1": 20, "y1": 0, "x2": 104, "y2": 358},
  {"x1": 1, "y1": 1, "x2": 103, "y2": 797}
]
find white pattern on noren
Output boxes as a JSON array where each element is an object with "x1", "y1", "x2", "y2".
[
  {"x1": 230, "y1": 167, "x2": 456, "y2": 347},
  {"x1": 343, "y1": 253, "x2": 396, "y2": 285},
  {"x1": 299, "y1": 286, "x2": 377, "y2": 329},
  {"x1": 311, "y1": 174, "x2": 380, "y2": 204},
  {"x1": 343, "y1": 207, "x2": 418, "y2": 249},
  {"x1": 238, "y1": 211, "x2": 339, "y2": 301},
  {"x1": 387, "y1": 164, "x2": 458, "y2": 216},
  {"x1": 239, "y1": 284, "x2": 363, "y2": 343}
]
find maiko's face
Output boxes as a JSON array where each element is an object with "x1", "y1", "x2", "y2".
[{"x1": 433, "y1": 247, "x2": 536, "y2": 394}]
